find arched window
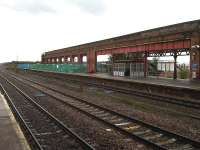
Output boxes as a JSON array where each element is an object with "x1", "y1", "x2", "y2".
[
  {"x1": 67, "y1": 57, "x2": 71, "y2": 62},
  {"x1": 62, "y1": 57, "x2": 65, "y2": 63},
  {"x1": 74, "y1": 56, "x2": 78, "y2": 62},
  {"x1": 82, "y1": 56, "x2": 87, "y2": 62}
]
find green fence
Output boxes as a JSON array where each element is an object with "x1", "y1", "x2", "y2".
[{"x1": 28, "y1": 63, "x2": 87, "y2": 73}]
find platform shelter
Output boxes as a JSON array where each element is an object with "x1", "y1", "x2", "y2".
[{"x1": 41, "y1": 20, "x2": 200, "y2": 80}]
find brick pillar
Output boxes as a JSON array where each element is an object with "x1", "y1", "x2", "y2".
[
  {"x1": 70, "y1": 56, "x2": 74, "y2": 63},
  {"x1": 64, "y1": 56, "x2": 67, "y2": 63},
  {"x1": 59, "y1": 57, "x2": 62, "y2": 63},
  {"x1": 190, "y1": 32, "x2": 200, "y2": 79},
  {"x1": 55, "y1": 58, "x2": 58, "y2": 64},
  {"x1": 87, "y1": 50, "x2": 96, "y2": 73},
  {"x1": 43, "y1": 58, "x2": 46, "y2": 63},
  {"x1": 41, "y1": 55, "x2": 45, "y2": 63},
  {"x1": 78, "y1": 54, "x2": 83, "y2": 64}
]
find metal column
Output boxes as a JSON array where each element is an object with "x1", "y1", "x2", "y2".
[
  {"x1": 190, "y1": 32, "x2": 200, "y2": 79},
  {"x1": 173, "y1": 52, "x2": 177, "y2": 80},
  {"x1": 144, "y1": 52, "x2": 147, "y2": 78}
]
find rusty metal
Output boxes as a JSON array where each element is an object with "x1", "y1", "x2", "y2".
[{"x1": 41, "y1": 20, "x2": 200, "y2": 78}]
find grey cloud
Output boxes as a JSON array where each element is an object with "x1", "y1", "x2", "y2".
[
  {"x1": 0, "y1": 0, "x2": 56, "y2": 14},
  {"x1": 69, "y1": 0, "x2": 106, "y2": 15},
  {"x1": 0, "y1": 0, "x2": 106, "y2": 15}
]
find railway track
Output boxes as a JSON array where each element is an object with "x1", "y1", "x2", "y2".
[
  {"x1": 12, "y1": 71, "x2": 200, "y2": 121},
  {"x1": 0, "y1": 76, "x2": 94, "y2": 150},
  {"x1": 2, "y1": 72, "x2": 200, "y2": 150}
]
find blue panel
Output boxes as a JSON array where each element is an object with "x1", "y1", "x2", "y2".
[{"x1": 17, "y1": 64, "x2": 29, "y2": 70}]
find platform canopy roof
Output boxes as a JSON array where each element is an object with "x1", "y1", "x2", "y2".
[{"x1": 43, "y1": 19, "x2": 200, "y2": 57}]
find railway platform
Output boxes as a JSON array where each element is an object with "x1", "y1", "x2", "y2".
[
  {"x1": 28, "y1": 69, "x2": 200, "y2": 91},
  {"x1": 81, "y1": 73, "x2": 200, "y2": 91},
  {"x1": 0, "y1": 94, "x2": 30, "y2": 150},
  {"x1": 26, "y1": 69, "x2": 200, "y2": 101}
]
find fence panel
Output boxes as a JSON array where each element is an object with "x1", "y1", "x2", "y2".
[
  {"x1": 130, "y1": 62, "x2": 144, "y2": 78},
  {"x1": 18, "y1": 63, "x2": 87, "y2": 73}
]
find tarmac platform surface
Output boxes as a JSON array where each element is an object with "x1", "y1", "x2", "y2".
[
  {"x1": 25, "y1": 69, "x2": 200, "y2": 101},
  {"x1": 66, "y1": 72, "x2": 200, "y2": 91},
  {"x1": 0, "y1": 94, "x2": 30, "y2": 150},
  {"x1": 28, "y1": 69, "x2": 200, "y2": 91}
]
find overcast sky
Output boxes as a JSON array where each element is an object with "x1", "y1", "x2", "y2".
[{"x1": 0, "y1": 0, "x2": 199, "y2": 63}]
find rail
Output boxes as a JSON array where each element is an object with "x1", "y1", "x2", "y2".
[{"x1": 4, "y1": 72, "x2": 200, "y2": 150}]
